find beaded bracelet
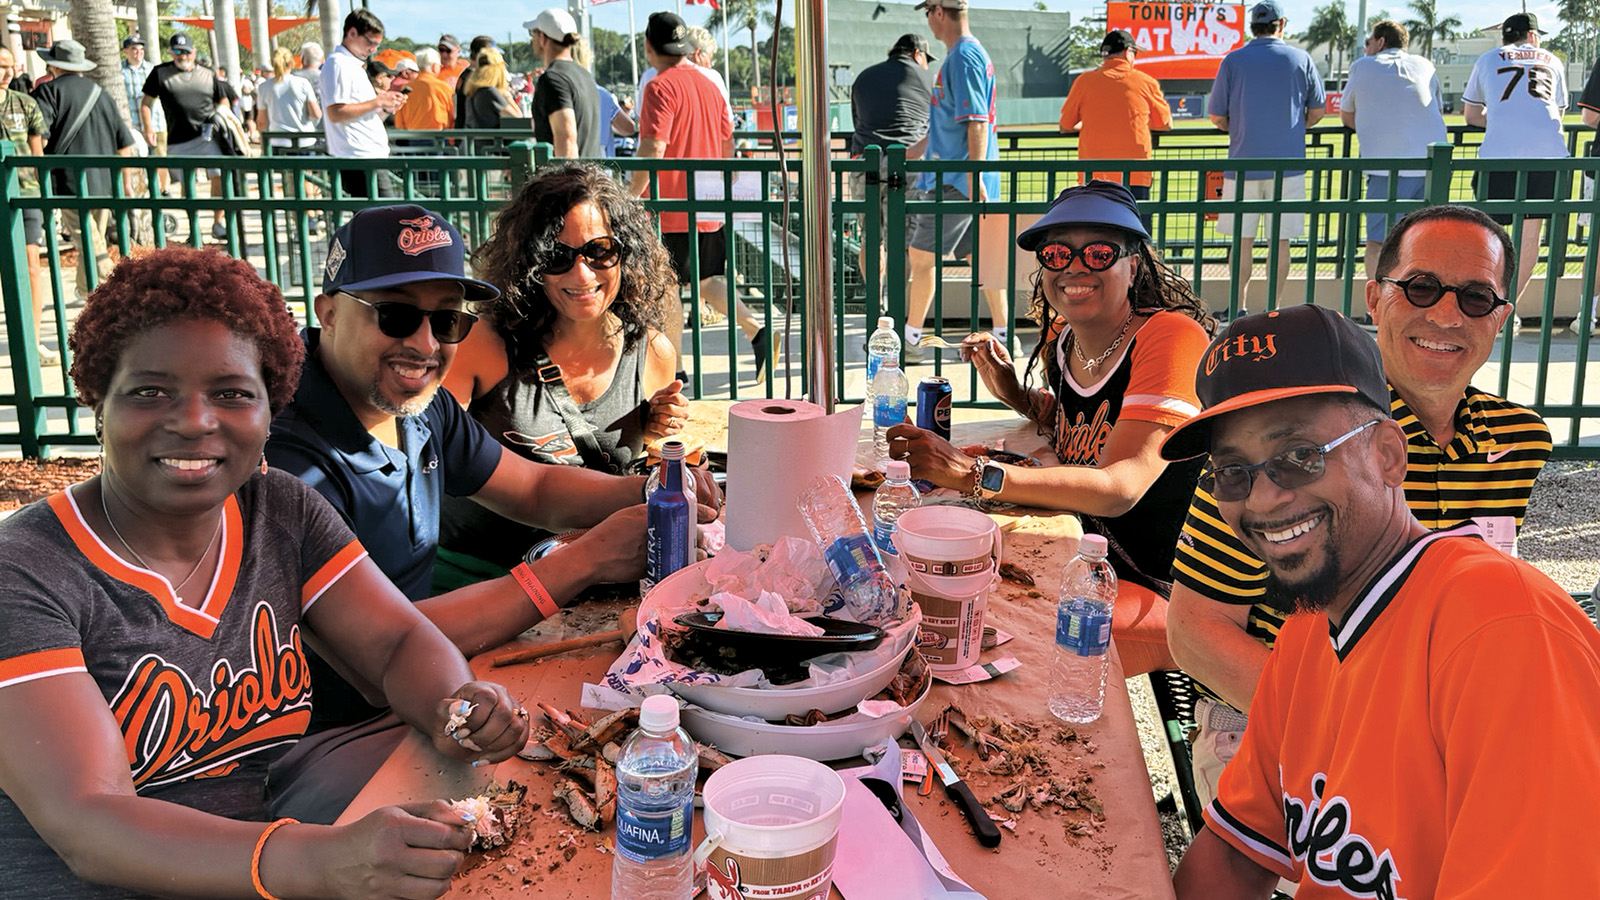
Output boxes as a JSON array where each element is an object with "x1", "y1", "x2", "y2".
[
  {"x1": 511, "y1": 562, "x2": 560, "y2": 619},
  {"x1": 251, "y1": 817, "x2": 298, "y2": 900}
]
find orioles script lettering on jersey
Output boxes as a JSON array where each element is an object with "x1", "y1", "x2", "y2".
[
  {"x1": 1055, "y1": 399, "x2": 1115, "y2": 465},
  {"x1": 1203, "y1": 333, "x2": 1277, "y2": 376},
  {"x1": 112, "y1": 602, "x2": 313, "y2": 788},
  {"x1": 1283, "y1": 773, "x2": 1403, "y2": 900}
]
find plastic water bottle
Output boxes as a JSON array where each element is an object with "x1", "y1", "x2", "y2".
[
  {"x1": 865, "y1": 315, "x2": 901, "y2": 412},
  {"x1": 611, "y1": 694, "x2": 699, "y2": 900},
  {"x1": 872, "y1": 460, "x2": 921, "y2": 556},
  {"x1": 797, "y1": 474, "x2": 902, "y2": 626},
  {"x1": 641, "y1": 441, "x2": 693, "y2": 597},
  {"x1": 1048, "y1": 534, "x2": 1117, "y2": 724},
  {"x1": 872, "y1": 357, "x2": 909, "y2": 464}
]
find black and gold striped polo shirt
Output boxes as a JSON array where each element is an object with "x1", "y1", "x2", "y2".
[{"x1": 1171, "y1": 383, "x2": 1551, "y2": 703}]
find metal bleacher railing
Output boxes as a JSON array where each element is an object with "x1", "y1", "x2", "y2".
[{"x1": 1, "y1": 122, "x2": 1596, "y2": 457}]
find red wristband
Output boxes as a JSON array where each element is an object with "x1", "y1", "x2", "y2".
[
  {"x1": 511, "y1": 562, "x2": 559, "y2": 619},
  {"x1": 251, "y1": 817, "x2": 297, "y2": 900}
]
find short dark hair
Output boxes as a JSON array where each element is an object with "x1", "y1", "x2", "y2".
[
  {"x1": 469, "y1": 35, "x2": 496, "y2": 56},
  {"x1": 1371, "y1": 20, "x2": 1407, "y2": 49},
  {"x1": 69, "y1": 247, "x2": 304, "y2": 417},
  {"x1": 343, "y1": 9, "x2": 383, "y2": 39},
  {"x1": 1250, "y1": 20, "x2": 1278, "y2": 36},
  {"x1": 1503, "y1": 28, "x2": 1532, "y2": 44},
  {"x1": 1374, "y1": 205, "x2": 1516, "y2": 296}
]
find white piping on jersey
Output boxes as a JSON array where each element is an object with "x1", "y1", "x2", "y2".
[
  {"x1": 1123, "y1": 393, "x2": 1200, "y2": 418},
  {"x1": 1329, "y1": 521, "x2": 1482, "y2": 655}
]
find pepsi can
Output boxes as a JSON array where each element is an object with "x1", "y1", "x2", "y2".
[{"x1": 916, "y1": 377, "x2": 952, "y2": 440}]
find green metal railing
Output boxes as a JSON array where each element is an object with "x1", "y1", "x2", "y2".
[{"x1": 1, "y1": 138, "x2": 1596, "y2": 457}]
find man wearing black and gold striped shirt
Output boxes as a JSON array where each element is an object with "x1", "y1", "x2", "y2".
[{"x1": 1167, "y1": 205, "x2": 1552, "y2": 811}]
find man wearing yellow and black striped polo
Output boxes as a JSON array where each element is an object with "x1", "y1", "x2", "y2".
[{"x1": 1167, "y1": 204, "x2": 1552, "y2": 816}]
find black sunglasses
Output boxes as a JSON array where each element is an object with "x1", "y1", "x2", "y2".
[
  {"x1": 1200, "y1": 419, "x2": 1380, "y2": 502},
  {"x1": 338, "y1": 291, "x2": 478, "y2": 344},
  {"x1": 1379, "y1": 273, "x2": 1508, "y2": 318},
  {"x1": 1035, "y1": 240, "x2": 1128, "y2": 272},
  {"x1": 542, "y1": 236, "x2": 624, "y2": 276}
]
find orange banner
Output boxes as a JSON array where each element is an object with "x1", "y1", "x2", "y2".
[{"x1": 1105, "y1": 3, "x2": 1246, "y2": 80}]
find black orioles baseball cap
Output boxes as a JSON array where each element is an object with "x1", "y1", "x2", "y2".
[{"x1": 323, "y1": 205, "x2": 499, "y2": 301}]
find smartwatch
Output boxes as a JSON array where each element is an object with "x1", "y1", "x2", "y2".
[{"x1": 976, "y1": 460, "x2": 1007, "y2": 500}]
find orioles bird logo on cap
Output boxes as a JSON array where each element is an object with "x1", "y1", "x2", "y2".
[{"x1": 396, "y1": 215, "x2": 454, "y2": 257}]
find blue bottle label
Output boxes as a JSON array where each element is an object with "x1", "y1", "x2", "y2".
[
  {"x1": 647, "y1": 492, "x2": 691, "y2": 584},
  {"x1": 615, "y1": 799, "x2": 692, "y2": 863},
  {"x1": 824, "y1": 533, "x2": 881, "y2": 587},
  {"x1": 1056, "y1": 605, "x2": 1111, "y2": 657},
  {"x1": 872, "y1": 519, "x2": 900, "y2": 555},
  {"x1": 867, "y1": 355, "x2": 882, "y2": 385},
  {"x1": 875, "y1": 394, "x2": 906, "y2": 428}
]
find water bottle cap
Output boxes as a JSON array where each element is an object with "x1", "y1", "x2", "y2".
[
  {"x1": 660, "y1": 440, "x2": 686, "y2": 461},
  {"x1": 885, "y1": 460, "x2": 910, "y2": 481},
  {"x1": 877, "y1": 316, "x2": 895, "y2": 329},
  {"x1": 1078, "y1": 534, "x2": 1108, "y2": 558},
  {"x1": 639, "y1": 693, "x2": 680, "y2": 732}
]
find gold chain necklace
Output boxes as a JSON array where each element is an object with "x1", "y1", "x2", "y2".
[
  {"x1": 1071, "y1": 311, "x2": 1135, "y2": 373},
  {"x1": 99, "y1": 480, "x2": 223, "y2": 605}
]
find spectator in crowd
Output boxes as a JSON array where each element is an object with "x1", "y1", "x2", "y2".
[
  {"x1": 849, "y1": 33, "x2": 933, "y2": 300},
  {"x1": 890, "y1": 181, "x2": 1215, "y2": 677},
  {"x1": 437, "y1": 33, "x2": 469, "y2": 89},
  {"x1": 453, "y1": 35, "x2": 496, "y2": 128},
  {"x1": 1463, "y1": 12, "x2": 1568, "y2": 307},
  {"x1": 1208, "y1": 0, "x2": 1325, "y2": 315},
  {"x1": 1058, "y1": 29, "x2": 1171, "y2": 232},
  {"x1": 597, "y1": 85, "x2": 637, "y2": 156},
  {"x1": 904, "y1": 0, "x2": 1009, "y2": 362},
  {"x1": 142, "y1": 32, "x2": 233, "y2": 241},
  {"x1": 527, "y1": 8, "x2": 600, "y2": 157},
  {"x1": 257, "y1": 46, "x2": 321, "y2": 152},
  {"x1": 33, "y1": 39, "x2": 135, "y2": 302},
  {"x1": 462, "y1": 47, "x2": 520, "y2": 129},
  {"x1": 119, "y1": 34, "x2": 167, "y2": 195},
  {"x1": 1573, "y1": 54, "x2": 1600, "y2": 332},
  {"x1": 633, "y1": 11, "x2": 768, "y2": 384},
  {"x1": 685, "y1": 26, "x2": 733, "y2": 114},
  {"x1": 263, "y1": 205, "x2": 719, "y2": 823},
  {"x1": 1167, "y1": 304, "x2": 1600, "y2": 899},
  {"x1": 1340, "y1": 20, "x2": 1446, "y2": 282},
  {"x1": 366, "y1": 55, "x2": 397, "y2": 95},
  {"x1": 0, "y1": 246, "x2": 523, "y2": 900},
  {"x1": 0, "y1": 45, "x2": 54, "y2": 364},
  {"x1": 322, "y1": 8, "x2": 406, "y2": 198},
  {"x1": 1167, "y1": 206, "x2": 1554, "y2": 830},
  {"x1": 438, "y1": 163, "x2": 687, "y2": 585},
  {"x1": 293, "y1": 40, "x2": 323, "y2": 102},
  {"x1": 395, "y1": 46, "x2": 455, "y2": 131}
]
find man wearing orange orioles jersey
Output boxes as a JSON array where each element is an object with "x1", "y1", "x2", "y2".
[{"x1": 1163, "y1": 304, "x2": 1600, "y2": 899}]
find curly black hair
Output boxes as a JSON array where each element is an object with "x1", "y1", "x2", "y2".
[
  {"x1": 68, "y1": 247, "x2": 304, "y2": 416},
  {"x1": 473, "y1": 162, "x2": 677, "y2": 373},
  {"x1": 1021, "y1": 232, "x2": 1217, "y2": 414}
]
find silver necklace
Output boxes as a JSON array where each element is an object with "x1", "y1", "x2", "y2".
[
  {"x1": 1072, "y1": 311, "x2": 1135, "y2": 373},
  {"x1": 99, "y1": 481, "x2": 223, "y2": 604}
]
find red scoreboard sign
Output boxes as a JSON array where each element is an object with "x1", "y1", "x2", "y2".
[{"x1": 1106, "y1": 2, "x2": 1247, "y2": 80}]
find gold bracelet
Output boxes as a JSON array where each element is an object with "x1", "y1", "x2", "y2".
[{"x1": 251, "y1": 817, "x2": 298, "y2": 900}]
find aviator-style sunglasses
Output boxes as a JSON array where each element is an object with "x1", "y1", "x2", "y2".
[
  {"x1": 1200, "y1": 419, "x2": 1381, "y2": 502},
  {"x1": 542, "y1": 236, "x2": 625, "y2": 275},
  {"x1": 1035, "y1": 240, "x2": 1128, "y2": 272},
  {"x1": 338, "y1": 291, "x2": 479, "y2": 344},
  {"x1": 1378, "y1": 273, "x2": 1509, "y2": 318}
]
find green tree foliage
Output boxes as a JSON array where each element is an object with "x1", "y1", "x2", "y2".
[
  {"x1": 1298, "y1": 1, "x2": 1356, "y2": 75},
  {"x1": 1403, "y1": 0, "x2": 1461, "y2": 58},
  {"x1": 705, "y1": 0, "x2": 775, "y2": 92}
]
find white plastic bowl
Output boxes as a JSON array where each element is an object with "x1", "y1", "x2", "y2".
[{"x1": 679, "y1": 667, "x2": 932, "y2": 761}]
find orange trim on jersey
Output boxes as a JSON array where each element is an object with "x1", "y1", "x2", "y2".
[
  {"x1": 301, "y1": 540, "x2": 367, "y2": 611},
  {"x1": 0, "y1": 646, "x2": 87, "y2": 689},
  {"x1": 48, "y1": 490, "x2": 245, "y2": 641}
]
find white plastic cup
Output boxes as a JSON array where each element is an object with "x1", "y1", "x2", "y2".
[
  {"x1": 694, "y1": 755, "x2": 846, "y2": 900},
  {"x1": 894, "y1": 507, "x2": 1001, "y2": 671}
]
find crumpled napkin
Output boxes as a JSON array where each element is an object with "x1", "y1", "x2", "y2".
[
  {"x1": 702, "y1": 536, "x2": 831, "y2": 616},
  {"x1": 709, "y1": 590, "x2": 826, "y2": 636}
]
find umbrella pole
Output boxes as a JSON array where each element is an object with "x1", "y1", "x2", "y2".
[{"x1": 796, "y1": 0, "x2": 833, "y2": 411}]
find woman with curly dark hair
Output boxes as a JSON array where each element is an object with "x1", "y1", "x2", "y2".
[
  {"x1": 437, "y1": 162, "x2": 685, "y2": 585},
  {"x1": 0, "y1": 247, "x2": 526, "y2": 898},
  {"x1": 889, "y1": 182, "x2": 1216, "y2": 676}
]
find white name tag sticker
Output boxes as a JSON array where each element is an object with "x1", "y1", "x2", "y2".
[{"x1": 1473, "y1": 515, "x2": 1519, "y2": 557}]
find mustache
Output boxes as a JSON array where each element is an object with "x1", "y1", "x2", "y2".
[{"x1": 383, "y1": 352, "x2": 442, "y2": 368}]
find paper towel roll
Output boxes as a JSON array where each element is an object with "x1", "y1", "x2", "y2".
[{"x1": 725, "y1": 399, "x2": 864, "y2": 551}]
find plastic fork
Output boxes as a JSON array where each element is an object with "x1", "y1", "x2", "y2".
[{"x1": 916, "y1": 334, "x2": 963, "y2": 350}]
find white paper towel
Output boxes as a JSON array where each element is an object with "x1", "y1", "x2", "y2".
[{"x1": 725, "y1": 399, "x2": 864, "y2": 551}]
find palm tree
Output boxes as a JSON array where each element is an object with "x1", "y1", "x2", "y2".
[
  {"x1": 69, "y1": 0, "x2": 127, "y2": 122},
  {"x1": 706, "y1": 0, "x2": 774, "y2": 94},
  {"x1": 1404, "y1": 0, "x2": 1462, "y2": 58},
  {"x1": 1299, "y1": 2, "x2": 1356, "y2": 75}
]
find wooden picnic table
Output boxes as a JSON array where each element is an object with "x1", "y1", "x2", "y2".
[{"x1": 337, "y1": 401, "x2": 1176, "y2": 900}]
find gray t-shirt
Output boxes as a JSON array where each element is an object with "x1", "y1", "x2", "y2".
[
  {"x1": 259, "y1": 74, "x2": 319, "y2": 147},
  {"x1": 0, "y1": 471, "x2": 362, "y2": 898},
  {"x1": 849, "y1": 55, "x2": 932, "y2": 157},
  {"x1": 532, "y1": 59, "x2": 600, "y2": 157},
  {"x1": 142, "y1": 61, "x2": 229, "y2": 145}
]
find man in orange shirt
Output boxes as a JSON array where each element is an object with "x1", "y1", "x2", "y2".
[
  {"x1": 394, "y1": 46, "x2": 453, "y2": 131},
  {"x1": 437, "y1": 34, "x2": 469, "y2": 89},
  {"x1": 1058, "y1": 29, "x2": 1170, "y2": 230}
]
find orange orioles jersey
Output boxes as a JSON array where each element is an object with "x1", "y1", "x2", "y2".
[{"x1": 1206, "y1": 524, "x2": 1600, "y2": 898}]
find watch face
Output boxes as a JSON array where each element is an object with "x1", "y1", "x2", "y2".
[{"x1": 980, "y1": 462, "x2": 1006, "y2": 494}]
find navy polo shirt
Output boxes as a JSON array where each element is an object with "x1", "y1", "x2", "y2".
[{"x1": 267, "y1": 329, "x2": 502, "y2": 732}]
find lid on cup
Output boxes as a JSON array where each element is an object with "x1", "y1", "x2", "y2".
[
  {"x1": 640, "y1": 693, "x2": 680, "y2": 732},
  {"x1": 1077, "y1": 534, "x2": 1108, "y2": 559}
]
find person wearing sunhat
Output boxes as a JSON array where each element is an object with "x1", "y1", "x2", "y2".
[
  {"x1": 32, "y1": 39, "x2": 136, "y2": 301},
  {"x1": 888, "y1": 181, "x2": 1215, "y2": 676},
  {"x1": 1168, "y1": 304, "x2": 1600, "y2": 897},
  {"x1": 263, "y1": 205, "x2": 721, "y2": 823},
  {"x1": 1058, "y1": 28, "x2": 1170, "y2": 230},
  {"x1": 1462, "y1": 11, "x2": 1569, "y2": 307}
]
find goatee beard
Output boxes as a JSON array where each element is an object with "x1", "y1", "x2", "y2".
[{"x1": 1261, "y1": 543, "x2": 1343, "y2": 615}]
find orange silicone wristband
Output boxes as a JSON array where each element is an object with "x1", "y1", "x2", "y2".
[
  {"x1": 511, "y1": 562, "x2": 559, "y2": 619},
  {"x1": 251, "y1": 817, "x2": 298, "y2": 900}
]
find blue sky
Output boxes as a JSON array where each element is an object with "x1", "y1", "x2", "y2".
[{"x1": 369, "y1": 0, "x2": 1568, "y2": 48}]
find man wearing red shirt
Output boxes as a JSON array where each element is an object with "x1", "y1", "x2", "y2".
[{"x1": 632, "y1": 11, "x2": 768, "y2": 384}]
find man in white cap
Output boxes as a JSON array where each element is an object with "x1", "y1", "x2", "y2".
[{"x1": 527, "y1": 8, "x2": 599, "y2": 157}]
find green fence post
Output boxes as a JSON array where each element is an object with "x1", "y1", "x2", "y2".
[
  {"x1": 508, "y1": 141, "x2": 536, "y2": 189},
  {"x1": 1423, "y1": 142, "x2": 1454, "y2": 206},
  {"x1": 884, "y1": 144, "x2": 907, "y2": 331},
  {"x1": 863, "y1": 145, "x2": 883, "y2": 325},
  {"x1": 0, "y1": 141, "x2": 43, "y2": 457}
]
